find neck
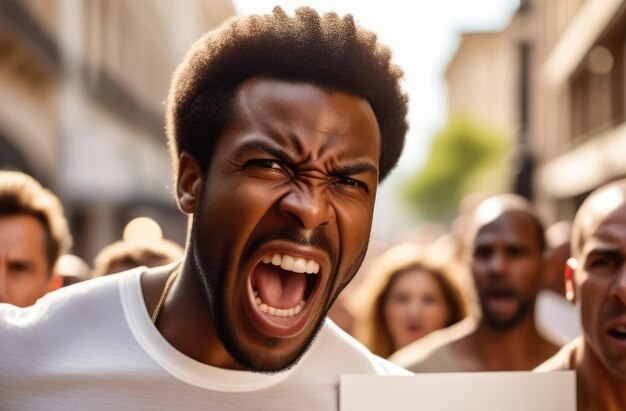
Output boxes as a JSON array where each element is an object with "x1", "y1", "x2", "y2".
[
  {"x1": 155, "y1": 260, "x2": 243, "y2": 370},
  {"x1": 467, "y1": 314, "x2": 550, "y2": 370},
  {"x1": 576, "y1": 340, "x2": 626, "y2": 411}
]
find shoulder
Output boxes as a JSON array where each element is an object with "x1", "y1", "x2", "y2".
[
  {"x1": 389, "y1": 316, "x2": 476, "y2": 372},
  {"x1": 0, "y1": 268, "x2": 144, "y2": 342},
  {"x1": 306, "y1": 319, "x2": 412, "y2": 376},
  {"x1": 534, "y1": 337, "x2": 580, "y2": 372},
  {"x1": 403, "y1": 343, "x2": 463, "y2": 373}
]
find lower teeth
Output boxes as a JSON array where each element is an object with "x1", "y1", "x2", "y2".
[{"x1": 253, "y1": 291, "x2": 305, "y2": 318}]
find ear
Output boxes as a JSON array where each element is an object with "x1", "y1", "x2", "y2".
[
  {"x1": 48, "y1": 273, "x2": 63, "y2": 292},
  {"x1": 564, "y1": 257, "x2": 578, "y2": 304},
  {"x1": 176, "y1": 152, "x2": 203, "y2": 214}
]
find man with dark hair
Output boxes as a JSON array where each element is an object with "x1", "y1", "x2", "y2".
[
  {"x1": 0, "y1": 170, "x2": 72, "y2": 306},
  {"x1": 0, "y1": 7, "x2": 410, "y2": 410},
  {"x1": 392, "y1": 194, "x2": 561, "y2": 372},
  {"x1": 536, "y1": 179, "x2": 626, "y2": 411}
]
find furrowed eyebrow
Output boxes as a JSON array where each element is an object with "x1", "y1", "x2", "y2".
[
  {"x1": 332, "y1": 163, "x2": 378, "y2": 177},
  {"x1": 583, "y1": 241, "x2": 621, "y2": 255},
  {"x1": 233, "y1": 140, "x2": 290, "y2": 162},
  {"x1": 587, "y1": 247, "x2": 621, "y2": 256}
]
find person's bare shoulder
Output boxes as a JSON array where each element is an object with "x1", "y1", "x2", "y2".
[
  {"x1": 389, "y1": 316, "x2": 477, "y2": 372},
  {"x1": 535, "y1": 337, "x2": 580, "y2": 372}
]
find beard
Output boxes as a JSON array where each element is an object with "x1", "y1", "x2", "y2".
[
  {"x1": 188, "y1": 192, "x2": 368, "y2": 372},
  {"x1": 479, "y1": 286, "x2": 532, "y2": 332}
]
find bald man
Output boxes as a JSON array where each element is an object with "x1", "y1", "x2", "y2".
[
  {"x1": 392, "y1": 194, "x2": 560, "y2": 372},
  {"x1": 536, "y1": 179, "x2": 626, "y2": 410}
]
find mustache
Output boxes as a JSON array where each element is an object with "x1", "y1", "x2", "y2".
[
  {"x1": 479, "y1": 282, "x2": 521, "y2": 298},
  {"x1": 602, "y1": 300, "x2": 626, "y2": 322},
  {"x1": 242, "y1": 226, "x2": 337, "y2": 268}
]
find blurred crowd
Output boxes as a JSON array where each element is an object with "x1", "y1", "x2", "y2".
[
  {"x1": 2, "y1": 3, "x2": 625, "y2": 409},
  {"x1": 0, "y1": 170, "x2": 183, "y2": 308}
]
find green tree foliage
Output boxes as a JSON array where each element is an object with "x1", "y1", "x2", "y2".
[{"x1": 403, "y1": 116, "x2": 510, "y2": 223}]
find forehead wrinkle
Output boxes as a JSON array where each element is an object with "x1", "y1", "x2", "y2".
[
  {"x1": 583, "y1": 240, "x2": 620, "y2": 255},
  {"x1": 285, "y1": 121, "x2": 354, "y2": 163}
]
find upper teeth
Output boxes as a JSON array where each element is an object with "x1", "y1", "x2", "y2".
[
  {"x1": 614, "y1": 327, "x2": 626, "y2": 333},
  {"x1": 262, "y1": 253, "x2": 319, "y2": 274}
]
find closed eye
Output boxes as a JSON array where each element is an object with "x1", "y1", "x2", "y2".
[{"x1": 9, "y1": 261, "x2": 34, "y2": 275}]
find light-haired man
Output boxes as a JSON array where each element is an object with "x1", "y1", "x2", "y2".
[{"x1": 0, "y1": 170, "x2": 71, "y2": 306}]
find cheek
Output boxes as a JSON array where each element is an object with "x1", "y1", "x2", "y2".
[
  {"x1": 334, "y1": 201, "x2": 373, "y2": 268},
  {"x1": 383, "y1": 299, "x2": 402, "y2": 325},
  {"x1": 13, "y1": 275, "x2": 49, "y2": 303},
  {"x1": 201, "y1": 182, "x2": 275, "y2": 239},
  {"x1": 337, "y1": 202, "x2": 373, "y2": 238},
  {"x1": 471, "y1": 265, "x2": 486, "y2": 285},
  {"x1": 426, "y1": 303, "x2": 451, "y2": 327},
  {"x1": 510, "y1": 261, "x2": 542, "y2": 288},
  {"x1": 579, "y1": 279, "x2": 606, "y2": 332}
]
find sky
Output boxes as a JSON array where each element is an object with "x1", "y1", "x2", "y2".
[{"x1": 232, "y1": 0, "x2": 520, "y2": 241}]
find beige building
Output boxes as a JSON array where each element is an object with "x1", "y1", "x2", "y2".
[
  {"x1": 532, "y1": 0, "x2": 626, "y2": 221},
  {"x1": 444, "y1": 23, "x2": 531, "y2": 198},
  {"x1": 445, "y1": 0, "x2": 626, "y2": 223},
  {"x1": 0, "y1": 0, "x2": 235, "y2": 261},
  {"x1": 445, "y1": 31, "x2": 518, "y2": 139}
]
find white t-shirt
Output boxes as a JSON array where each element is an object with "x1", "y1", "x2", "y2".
[{"x1": 0, "y1": 268, "x2": 410, "y2": 410}]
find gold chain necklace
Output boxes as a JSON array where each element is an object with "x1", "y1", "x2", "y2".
[{"x1": 151, "y1": 265, "x2": 180, "y2": 324}]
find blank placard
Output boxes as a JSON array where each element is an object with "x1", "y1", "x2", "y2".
[{"x1": 341, "y1": 371, "x2": 574, "y2": 411}]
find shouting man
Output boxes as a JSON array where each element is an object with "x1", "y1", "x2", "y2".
[
  {"x1": 392, "y1": 194, "x2": 561, "y2": 372},
  {"x1": 0, "y1": 7, "x2": 410, "y2": 410},
  {"x1": 537, "y1": 179, "x2": 626, "y2": 410},
  {"x1": 0, "y1": 171, "x2": 71, "y2": 307}
]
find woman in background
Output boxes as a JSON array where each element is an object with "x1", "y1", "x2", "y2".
[{"x1": 349, "y1": 243, "x2": 467, "y2": 358}]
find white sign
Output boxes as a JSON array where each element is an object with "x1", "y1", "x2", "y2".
[{"x1": 341, "y1": 371, "x2": 575, "y2": 411}]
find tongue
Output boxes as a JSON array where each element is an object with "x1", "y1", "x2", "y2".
[{"x1": 252, "y1": 264, "x2": 307, "y2": 309}]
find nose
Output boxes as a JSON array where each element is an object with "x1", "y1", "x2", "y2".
[
  {"x1": 408, "y1": 300, "x2": 423, "y2": 317},
  {"x1": 487, "y1": 251, "x2": 508, "y2": 278},
  {"x1": 609, "y1": 263, "x2": 626, "y2": 305},
  {"x1": 278, "y1": 182, "x2": 333, "y2": 230}
]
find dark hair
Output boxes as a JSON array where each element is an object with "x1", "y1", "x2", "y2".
[
  {"x1": 166, "y1": 6, "x2": 408, "y2": 181},
  {"x1": 0, "y1": 171, "x2": 72, "y2": 272}
]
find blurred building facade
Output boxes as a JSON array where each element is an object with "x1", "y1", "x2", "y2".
[
  {"x1": 445, "y1": 32, "x2": 518, "y2": 141},
  {"x1": 532, "y1": 0, "x2": 626, "y2": 222},
  {"x1": 446, "y1": 0, "x2": 626, "y2": 223},
  {"x1": 0, "y1": 0, "x2": 235, "y2": 261}
]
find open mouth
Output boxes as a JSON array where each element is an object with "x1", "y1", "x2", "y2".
[
  {"x1": 243, "y1": 247, "x2": 326, "y2": 338},
  {"x1": 608, "y1": 326, "x2": 626, "y2": 340},
  {"x1": 486, "y1": 289, "x2": 515, "y2": 299},
  {"x1": 483, "y1": 289, "x2": 517, "y2": 312},
  {"x1": 251, "y1": 253, "x2": 320, "y2": 318}
]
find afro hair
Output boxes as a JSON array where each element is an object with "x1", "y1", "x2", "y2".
[{"x1": 166, "y1": 6, "x2": 408, "y2": 181}]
